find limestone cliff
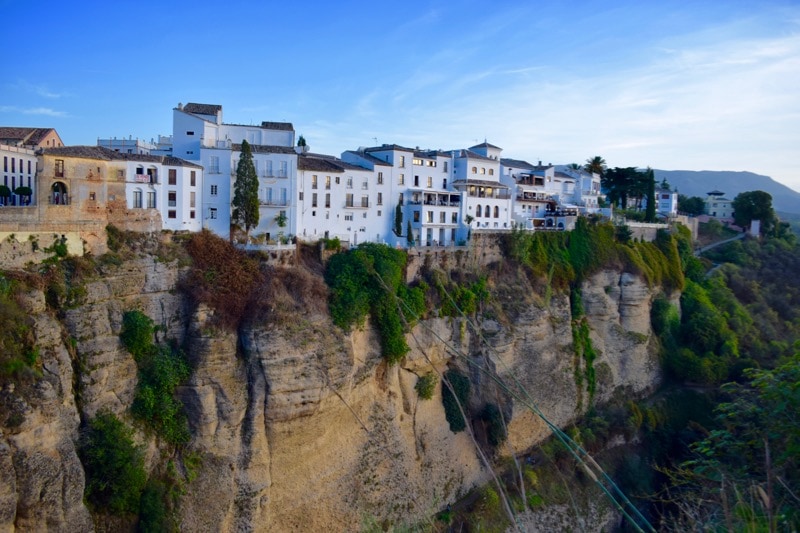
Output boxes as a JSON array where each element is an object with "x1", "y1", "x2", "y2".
[{"x1": 0, "y1": 250, "x2": 664, "y2": 532}]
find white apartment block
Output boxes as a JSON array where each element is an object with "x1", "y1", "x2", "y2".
[
  {"x1": 122, "y1": 154, "x2": 203, "y2": 232},
  {"x1": 455, "y1": 143, "x2": 513, "y2": 233},
  {"x1": 170, "y1": 102, "x2": 297, "y2": 237}
]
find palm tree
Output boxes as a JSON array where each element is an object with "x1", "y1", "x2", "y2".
[
  {"x1": 584, "y1": 156, "x2": 607, "y2": 176},
  {"x1": 568, "y1": 163, "x2": 581, "y2": 170}
]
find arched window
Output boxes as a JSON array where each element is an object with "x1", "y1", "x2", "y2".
[
  {"x1": 471, "y1": 166, "x2": 477, "y2": 174},
  {"x1": 475, "y1": 204, "x2": 481, "y2": 217},
  {"x1": 489, "y1": 169, "x2": 494, "y2": 176},
  {"x1": 494, "y1": 205, "x2": 499, "y2": 218},
  {"x1": 51, "y1": 182, "x2": 68, "y2": 205},
  {"x1": 484, "y1": 205, "x2": 490, "y2": 217}
]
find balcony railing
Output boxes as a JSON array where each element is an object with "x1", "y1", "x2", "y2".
[
  {"x1": 516, "y1": 192, "x2": 550, "y2": 202},
  {"x1": 260, "y1": 199, "x2": 289, "y2": 206},
  {"x1": 345, "y1": 199, "x2": 370, "y2": 208}
]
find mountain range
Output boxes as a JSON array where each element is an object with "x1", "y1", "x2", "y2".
[{"x1": 653, "y1": 170, "x2": 800, "y2": 215}]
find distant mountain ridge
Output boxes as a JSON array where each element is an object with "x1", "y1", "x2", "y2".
[{"x1": 653, "y1": 170, "x2": 800, "y2": 215}]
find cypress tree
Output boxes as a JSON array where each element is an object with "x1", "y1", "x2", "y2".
[{"x1": 232, "y1": 140, "x2": 260, "y2": 239}]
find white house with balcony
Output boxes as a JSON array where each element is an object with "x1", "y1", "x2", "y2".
[
  {"x1": 500, "y1": 158, "x2": 555, "y2": 229},
  {"x1": 170, "y1": 102, "x2": 296, "y2": 237},
  {"x1": 122, "y1": 154, "x2": 203, "y2": 232},
  {"x1": 456, "y1": 143, "x2": 512, "y2": 233},
  {"x1": 554, "y1": 165, "x2": 602, "y2": 212},
  {"x1": 295, "y1": 152, "x2": 390, "y2": 246}
]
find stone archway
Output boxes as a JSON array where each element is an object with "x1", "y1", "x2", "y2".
[{"x1": 51, "y1": 182, "x2": 68, "y2": 205}]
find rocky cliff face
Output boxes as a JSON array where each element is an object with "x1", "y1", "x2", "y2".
[{"x1": 0, "y1": 253, "x2": 664, "y2": 532}]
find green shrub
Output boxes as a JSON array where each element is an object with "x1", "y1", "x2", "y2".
[
  {"x1": 121, "y1": 310, "x2": 156, "y2": 360},
  {"x1": 80, "y1": 411, "x2": 147, "y2": 514},
  {"x1": 0, "y1": 276, "x2": 36, "y2": 380},
  {"x1": 480, "y1": 403, "x2": 507, "y2": 446},
  {"x1": 138, "y1": 479, "x2": 169, "y2": 533},
  {"x1": 414, "y1": 372, "x2": 437, "y2": 400},
  {"x1": 441, "y1": 369, "x2": 470, "y2": 432}
]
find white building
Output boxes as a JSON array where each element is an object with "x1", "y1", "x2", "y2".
[
  {"x1": 121, "y1": 153, "x2": 204, "y2": 232},
  {"x1": 456, "y1": 143, "x2": 512, "y2": 233},
  {"x1": 500, "y1": 158, "x2": 554, "y2": 229},
  {"x1": 655, "y1": 188, "x2": 678, "y2": 217},
  {"x1": 1, "y1": 144, "x2": 37, "y2": 206},
  {"x1": 170, "y1": 102, "x2": 296, "y2": 237},
  {"x1": 555, "y1": 165, "x2": 602, "y2": 211},
  {"x1": 704, "y1": 190, "x2": 733, "y2": 220},
  {"x1": 97, "y1": 136, "x2": 157, "y2": 155}
]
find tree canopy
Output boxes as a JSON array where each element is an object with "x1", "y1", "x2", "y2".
[
  {"x1": 732, "y1": 190, "x2": 776, "y2": 233},
  {"x1": 232, "y1": 140, "x2": 260, "y2": 238},
  {"x1": 602, "y1": 167, "x2": 649, "y2": 209},
  {"x1": 584, "y1": 156, "x2": 607, "y2": 176},
  {"x1": 678, "y1": 194, "x2": 706, "y2": 216}
]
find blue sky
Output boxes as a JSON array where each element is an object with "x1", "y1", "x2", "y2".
[{"x1": 3, "y1": 0, "x2": 800, "y2": 192}]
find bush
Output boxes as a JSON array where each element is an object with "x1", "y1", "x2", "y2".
[
  {"x1": 0, "y1": 276, "x2": 36, "y2": 380},
  {"x1": 121, "y1": 310, "x2": 156, "y2": 360},
  {"x1": 79, "y1": 411, "x2": 147, "y2": 514},
  {"x1": 480, "y1": 403, "x2": 507, "y2": 446},
  {"x1": 441, "y1": 369, "x2": 470, "y2": 432},
  {"x1": 414, "y1": 373, "x2": 437, "y2": 400}
]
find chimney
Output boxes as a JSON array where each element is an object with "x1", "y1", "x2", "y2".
[{"x1": 177, "y1": 102, "x2": 183, "y2": 110}]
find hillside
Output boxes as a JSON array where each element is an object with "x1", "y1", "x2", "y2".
[{"x1": 654, "y1": 169, "x2": 800, "y2": 215}]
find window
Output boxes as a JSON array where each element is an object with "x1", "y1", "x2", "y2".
[
  {"x1": 147, "y1": 192, "x2": 156, "y2": 208},
  {"x1": 451, "y1": 212, "x2": 458, "y2": 223},
  {"x1": 168, "y1": 210, "x2": 176, "y2": 219},
  {"x1": 27, "y1": 161, "x2": 31, "y2": 174},
  {"x1": 345, "y1": 213, "x2": 353, "y2": 221},
  {"x1": 427, "y1": 177, "x2": 432, "y2": 188},
  {"x1": 89, "y1": 192, "x2": 96, "y2": 201},
  {"x1": 209, "y1": 207, "x2": 218, "y2": 219},
  {"x1": 312, "y1": 175, "x2": 318, "y2": 189},
  {"x1": 426, "y1": 160, "x2": 436, "y2": 167},
  {"x1": 399, "y1": 155, "x2": 405, "y2": 167},
  {"x1": 398, "y1": 174, "x2": 405, "y2": 185},
  {"x1": 440, "y1": 212, "x2": 446, "y2": 223},
  {"x1": 345, "y1": 193, "x2": 354, "y2": 207},
  {"x1": 484, "y1": 205, "x2": 490, "y2": 217},
  {"x1": 169, "y1": 169, "x2": 177, "y2": 185},
  {"x1": 190, "y1": 210, "x2": 195, "y2": 219},
  {"x1": 325, "y1": 193, "x2": 330, "y2": 208},
  {"x1": 299, "y1": 191, "x2": 304, "y2": 201},
  {"x1": 377, "y1": 210, "x2": 382, "y2": 216},
  {"x1": 312, "y1": 193, "x2": 318, "y2": 207},
  {"x1": 471, "y1": 166, "x2": 477, "y2": 174},
  {"x1": 190, "y1": 171, "x2": 196, "y2": 186},
  {"x1": 442, "y1": 178, "x2": 448, "y2": 189},
  {"x1": 377, "y1": 192, "x2": 383, "y2": 205},
  {"x1": 2, "y1": 157, "x2": 5, "y2": 171},
  {"x1": 476, "y1": 204, "x2": 481, "y2": 217},
  {"x1": 186, "y1": 131, "x2": 195, "y2": 136},
  {"x1": 209, "y1": 156, "x2": 219, "y2": 174},
  {"x1": 190, "y1": 192, "x2": 196, "y2": 208},
  {"x1": 480, "y1": 167, "x2": 486, "y2": 175},
  {"x1": 11, "y1": 159, "x2": 15, "y2": 173},
  {"x1": 168, "y1": 191, "x2": 177, "y2": 207},
  {"x1": 361, "y1": 195, "x2": 369, "y2": 207},
  {"x1": 210, "y1": 184, "x2": 218, "y2": 196},
  {"x1": 413, "y1": 158, "x2": 422, "y2": 166},
  {"x1": 426, "y1": 211, "x2": 434, "y2": 223},
  {"x1": 489, "y1": 169, "x2": 494, "y2": 176},
  {"x1": 325, "y1": 175, "x2": 331, "y2": 189},
  {"x1": 117, "y1": 169, "x2": 124, "y2": 179},
  {"x1": 55, "y1": 159, "x2": 64, "y2": 177},
  {"x1": 661, "y1": 194, "x2": 670, "y2": 199},
  {"x1": 133, "y1": 190, "x2": 143, "y2": 208},
  {"x1": 494, "y1": 205, "x2": 499, "y2": 218},
  {"x1": 347, "y1": 177, "x2": 353, "y2": 188},
  {"x1": 279, "y1": 161, "x2": 287, "y2": 177},
  {"x1": 266, "y1": 160, "x2": 273, "y2": 177},
  {"x1": 413, "y1": 211, "x2": 420, "y2": 222},
  {"x1": 377, "y1": 172, "x2": 383, "y2": 184},
  {"x1": 362, "y1": 180, "x2": 368, "y2": 190},
  {"x1": 443, "y1": 161, "x2": 448, "y2": 173}
]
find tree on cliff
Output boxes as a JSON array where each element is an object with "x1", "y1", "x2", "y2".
[
  {"x1": 678, "y1": 194, "x2": 705, "y2": 215},
  {"x1": 232, "y1": 140, "x2": 260, "y2": 240},
  {"x1": 733, "y1": 190, "x2": 776, "y2": 233}
]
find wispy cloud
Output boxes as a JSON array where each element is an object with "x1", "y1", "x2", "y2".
[
  {"x1": 9, "y1": 80, "x2": 65, "y2": 99},
  {"x1": 0, "y1": 105, "x2": 69, "y2": 117}
]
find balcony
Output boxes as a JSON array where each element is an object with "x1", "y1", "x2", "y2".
[
  {"x1": 260, "y1": 199, "x2": 289, "y2": 207},
  {"x1": 516, "y1": 192, "x2": 550, "y2": 202},
  {"x1": 345, "y1": 199, "x2": 370, "y2": 208}
]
